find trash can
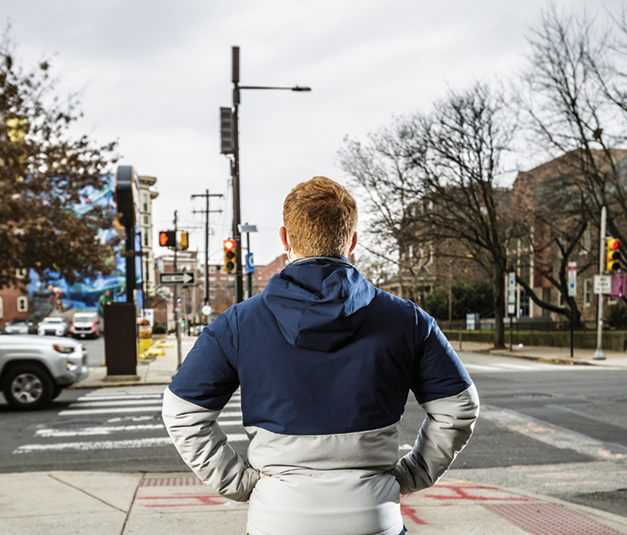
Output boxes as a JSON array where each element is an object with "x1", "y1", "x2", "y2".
[{"x1": 104, "y1": 303, "x2": 138, "y2": 376}]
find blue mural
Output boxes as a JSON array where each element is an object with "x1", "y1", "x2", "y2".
[{"x1": 26, "y1": 173, "x2": 144, "y2": 325}]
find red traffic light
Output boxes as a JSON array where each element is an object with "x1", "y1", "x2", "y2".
[
  {"x1": 224, "y1": 239, "x2": 236, "y2": 252},
  {"x1": 609, "y1": 239, "x2": 622, "y2": 250},
  {"x1": 159, "y1": 230, "x2": 176, "y2": 247}
]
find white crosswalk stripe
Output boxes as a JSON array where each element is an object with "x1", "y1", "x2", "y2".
[
  {"x1": 13, "y1": 386, "x2": 248, "y2": 455},
  {"x1": 462, "y1": 361, "x2": 610, "y2": 373}
]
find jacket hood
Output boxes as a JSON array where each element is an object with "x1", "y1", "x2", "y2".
[{"x1": 262, "y1": 257, "x2": 376, "y2": 352}]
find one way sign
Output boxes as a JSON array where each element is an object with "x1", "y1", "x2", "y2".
[{"x1": 160, "y1": 272, "x2": 195, "y2": 285}]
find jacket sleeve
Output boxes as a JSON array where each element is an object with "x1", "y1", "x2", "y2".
[
  {"x1": 162, "y1": 387, "x2": 259, "y2": 501},
  {"x1": 394, "y1": 307, "x2": 480, "y2": 495},
  {"x1": 162, "y1": 311, "x2": 259, "y2": 502}
]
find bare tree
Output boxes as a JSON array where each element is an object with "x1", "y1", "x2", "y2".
[
  {"x1": 341, "y1": 83, "x2": 518, "y2": 348},
  {"x1": 339, "y1": 124, "x2": 432, "y2": 303}
]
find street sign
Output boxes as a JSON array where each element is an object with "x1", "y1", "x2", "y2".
[
  {"x1": 160, "y1": 272, "x2": 195, "y2": 285},
  {"x1": 568, "y1": 261, "x2": 577, "y2": 297},
  {"x1": 244, "y1": 252, "x2": 255, "y2": 275},
  {"x1": 594, "y1": 274, "x2": 612, "y2": 294},
  {"x1": 507, "y1": 272, "x2": 516, "y2": 317},
  {"x1": 202, "y1": 305, "x2": 212, "y2": 316},
  {"x1": 609, "y1": 273, "x2": 626, "y2": 299}
]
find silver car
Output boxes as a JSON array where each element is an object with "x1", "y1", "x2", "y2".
[
  {"x1": 5, "y1": 320, "x2": 34, "y2": 335},
  {"x1": 37, "y1": 317, "x2": 69, "y2": 337},
  {"x1": 0, "y1": 325, "x2": 88, "y2": 410}
]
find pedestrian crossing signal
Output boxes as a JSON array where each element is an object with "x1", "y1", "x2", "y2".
[
  {"x1": 607, "y1": 238, "x2": 622, "y2": 273},
  {"x1": 224, "y1": 239, "x2": 237, "y2": 273},
  {"x1": 159, "y1": 231, "x2": 176, "y2": 248}
]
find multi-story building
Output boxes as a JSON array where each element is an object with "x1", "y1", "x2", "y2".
[{"x1": 139, "y1": 175, "x2": 159, "y2": 297}]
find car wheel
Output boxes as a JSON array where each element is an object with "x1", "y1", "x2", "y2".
[{"x1": 2, "y1": 364, "x2": 54, "y2": 410}]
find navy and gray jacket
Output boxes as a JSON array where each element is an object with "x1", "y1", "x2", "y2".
[{"x1": 163, "y1": 257, "x2": 479, "y2": 535}]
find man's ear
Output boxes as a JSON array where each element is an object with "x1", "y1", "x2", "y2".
[
  {"x1": 348, "y1": 231, "x2": 358, "y2": 256},
  {"x1": 279, "y1": 226, "x2": 290, "y2": 252}
]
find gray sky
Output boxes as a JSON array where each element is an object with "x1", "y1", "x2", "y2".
[{"x1": 4, "y1": 0, "x2": 621, "y2": 265}]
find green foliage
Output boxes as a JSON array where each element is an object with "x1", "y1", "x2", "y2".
[
  {"x1": 606, "y1": 304, "x2": 627, "y2": 329},
  {"x1": 0, "y1": 27, "x2": 118, "y2": 288},
  {"x1": 424, "y1": 281, "x2": 493, "y2": 320}
]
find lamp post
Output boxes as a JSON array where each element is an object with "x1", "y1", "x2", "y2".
[{"x1": 226, "y1": 46, "x2": 311, "y2": 303}]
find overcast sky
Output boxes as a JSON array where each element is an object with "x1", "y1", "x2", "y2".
[{"x1": 4, "y1": 0, "x2": 622, "y2": 265}]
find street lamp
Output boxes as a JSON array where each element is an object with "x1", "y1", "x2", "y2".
[{"x1": 223, "y1": 46, "x2": 311, "y2": 303}]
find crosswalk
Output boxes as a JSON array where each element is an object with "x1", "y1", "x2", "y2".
[{"x1": 12, "y1": 386, "x2": 248, "y2": 455}]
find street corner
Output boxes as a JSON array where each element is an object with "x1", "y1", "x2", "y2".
[
  {"x1": 132, "y1": 474, "x2": 250, "y2": 514},
  {"x1": 400, "y1": 480, "x2": 627, "y2": 534}
]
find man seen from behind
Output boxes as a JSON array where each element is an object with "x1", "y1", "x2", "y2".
[{"x1": 163, "y1": 176, "x2": 480, "y2": 535}]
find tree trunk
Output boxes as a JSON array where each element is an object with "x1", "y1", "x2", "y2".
[{"x1": 493, "y1": 266, "x2": 506, "y2": 348}]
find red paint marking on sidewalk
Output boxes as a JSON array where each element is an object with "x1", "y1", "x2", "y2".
[
  {"x1": 138, "y1": 493, "x2": 226, "y2": 507},
  {"x1": 485, "y1": 503, "x2": 624, "y2": 535},
  {"x1": 424, "y1": 485, "x2": 531, "y2": 502},
  {"x1": 400, "y1": 504, "x2": 427, "y2": 525}
]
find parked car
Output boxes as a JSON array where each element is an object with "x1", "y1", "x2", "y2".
[
  {"x1": 37, "y1": 317, "x2": 68, "y2": 337},
  {"x1": 0, "y1": 325, "x2": 88, "y2": 409},
  {"x1": 5, "y1": 319, "x2": 34, "y2": 335},
  {"x1": 70, "y1": 312, "x2": 99, "y2": 339}
]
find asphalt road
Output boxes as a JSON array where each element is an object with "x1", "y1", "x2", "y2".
[{"x1": 0, "y1": 350, "x2": 625, "y2": 517}]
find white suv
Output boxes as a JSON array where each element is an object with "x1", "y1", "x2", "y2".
[{"x1": 37, "y1": 317, "x2": 68, "y2": 337}]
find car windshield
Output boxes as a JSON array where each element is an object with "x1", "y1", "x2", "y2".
[
  {"x1": 9, "y1": 320, "x2": 26, "y2": 325},
  {"x1": 74, "y1": 315, "x2": 96, "y2": 322},
  {"x1": 42, "y1": 318, "x2": 62, "y2": 324}
]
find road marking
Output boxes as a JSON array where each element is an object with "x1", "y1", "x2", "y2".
[
  {"x1": 219, "y1": 410, "x2": 242, "y2": 418},
  {"x1": 77, "y1": 394, "x2": 163, "y2": 402},
  {"x1": 14, "y1": 438, "x2": 173, "y2": 453},
  {"x1": 69, "y1": 400, "x2": 164, "y2": 408},
  {"x1": 13, "y1": 433, "x2": 249, "y2": 454},
  {"x1": 108, "y1": 415, "x2": 156, "y2": 422},
  {"x1": 59, "y1": 406, "x2": 162, "y2": 416},
  {"x1": 35, "y1": 424, "x2": 164, "y2": 437},
  {"x1": 481, "y1": 405, "x2": 627, "y2": 461}
]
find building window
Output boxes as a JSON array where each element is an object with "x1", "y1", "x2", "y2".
[
  {"x1": 144, "y1": 230, "x2": 149, "y2": 247},
  {"x1": 584, "y1": 279, "x2": 591, "y2": 306},
  {"x1": 145, "y1": 262, "x2": 149, "y2": 282},
  {"x1": 143, "y1": 215, "x2": 149, "y2": 225},
  {"x1": 210, "y1": 267, "x2": 216, "y2": 273},
  {"x1": 558, "y1": 292, "x2": 565, "y2": 308},
  {"x1": 142, "y1": 193, "x2": 148, "y2": 212},
  {"x1": 542, "y1": 288, "x2": 551, "y2": 317},
  {"x1": 580, "y1": 224, "x2": 591, "y2": 254},
  {"x1": 17, "y1": 296, "x2": 28, "y2": 313},
  {"x1": 210, "y1": 293, "x2": 215, "y2": 299}
]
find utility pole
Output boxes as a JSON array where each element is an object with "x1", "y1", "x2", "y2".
[
  {"x1": 173, "y1": 210, "x2": 182, "y2": 370},
  {"x1": 192, "y1": 190, "x2": 223, "y2": 320},
  {"x1": 223, "y1": 45, "x2": 310, "y2": 303},
  {"x1": 594, "y1": 206, "x2": 607, "y2": 360}
]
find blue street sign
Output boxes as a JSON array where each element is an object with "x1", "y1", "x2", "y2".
[{"x1": 244, "y1": 252, "x2": 255, "y2": 275}]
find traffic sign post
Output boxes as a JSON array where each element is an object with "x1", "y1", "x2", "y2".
[
  {"x1": 568, "y1": 262, "x2": 577, "y2": 358},
  {"x1": 160, "y1": 272, "x2": 195, "y2": 285},
  {"x1": 508, "y1": 272, "x2": 515, "y2": 352}
]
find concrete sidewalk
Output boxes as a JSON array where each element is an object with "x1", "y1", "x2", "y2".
[
  {"x1": 456, "y1": 340, "x2": 627, "y2": 368},
  {"x1": 2, "y1": 470, "x2": 626, "y2": 534},
  {"x1": 71, "y1": 334, "x2": 197, "y2": 389}
]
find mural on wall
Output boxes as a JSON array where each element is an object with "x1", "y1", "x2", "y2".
[{"x1": 26, "y1": 173, "x2": 144, "y2": 326}]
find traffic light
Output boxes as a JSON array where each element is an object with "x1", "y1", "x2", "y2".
[
  {"x1": 220, "y1": 107, "x2": 234, "y2": 155},
  {"x1": 223, "y1": 239, "x2": 237, "y2": 273},
  {"x1": 607, "y1": 238, "x2": 622, "y2": 273},
  {"x1": 159, "y1": 230, "x2": 176, "y2": 248},
  {"x1": 180, "y1": 231, "x2": 189, "y2": 251}
]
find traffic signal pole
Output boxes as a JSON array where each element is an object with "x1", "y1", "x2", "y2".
[
  {"x1": 173, "y1": 210, "x2": 182, "y2": 370},
  {"x1": 231, "y1": 47, "x2": 244, "y2": 304},
  {"x1": 223, "y1": 46, "x2": 310, "y2": 303},
  {"x1": 594, "y1": 206, "x2": 607, "y2": 360}
]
